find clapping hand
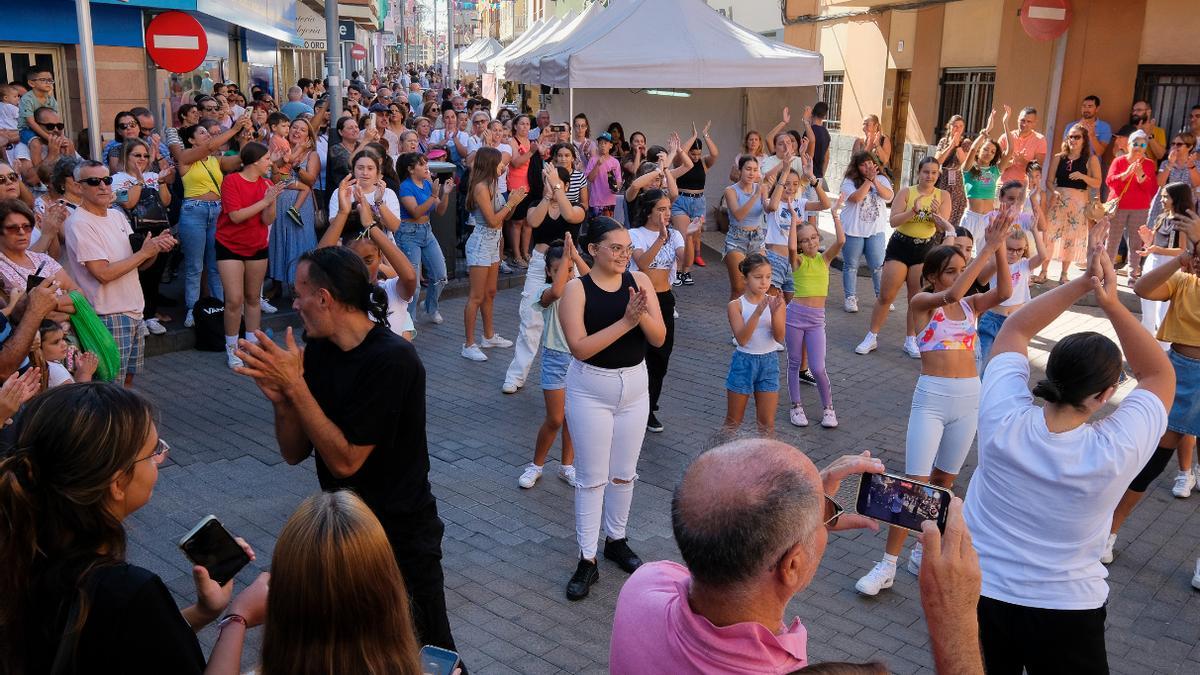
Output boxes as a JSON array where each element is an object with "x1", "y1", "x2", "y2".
[
  {"x1": 234, "y1": 327, "x2": 306, "y2": 403},
  {"x1": 1088, "y1": 245, "x2": 1120, "y2": 308},
  {"x1": 0, "y1": 368, "x2": 41, "y2": 421},
  {"x1": 781, "y1": 106, "x2": 791, "y2": 125},
  {"x1": 623, "y1": 286, "x2": 648, "y2": 327}
]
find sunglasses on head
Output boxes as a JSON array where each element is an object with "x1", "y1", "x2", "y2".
[{"x1": 79, "y1": 176, "x2": 114, "y2": 187}]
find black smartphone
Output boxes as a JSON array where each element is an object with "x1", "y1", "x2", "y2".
[
  {"x1": 418, "y1": 645, "x2": 460, "y2": 675},
  {"x1": 178, "y1": 516, "x2": 251, "y2": 585},
  {"x1": 25, "y1": 274, "x2": 45, "y2": 293},
  {"x1": 855, "y1": 472, "x2": 951, "y2": 533}
]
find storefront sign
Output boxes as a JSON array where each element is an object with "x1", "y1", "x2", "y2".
[
  {"x1": 339, "y1": 20, "x2": 356, "y2": 42},
  {"x1": 297, "y1": 3, "x2": 327, "y2": 51},
  {"x1": 145, "y1": 11, "x2": 209, "y2": 73}
]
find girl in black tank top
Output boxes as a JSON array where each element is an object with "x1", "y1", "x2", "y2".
[{"x1": 580, "y1": 272, "x2": 646, "y2": 368}]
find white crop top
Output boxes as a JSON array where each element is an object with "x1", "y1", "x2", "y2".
[
  {"x1": 736, "y1": 296, "x2": 778, "y2": 354},
  {"x1": 766, "y1": 197, "x2": 807, "y2": 246},
  {"x1": 629, "y1": 226, "x2": 685, "y2": 276}
]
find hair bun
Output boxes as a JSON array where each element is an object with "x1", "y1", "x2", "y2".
[{"x1": 1032, "y1": 379, "x2": 1061, "y2": 402}]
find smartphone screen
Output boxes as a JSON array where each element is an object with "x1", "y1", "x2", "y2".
[
  {"x1": 419, "y1": 645, "x2": 460, "y2": 675},
  {"x1": 855, "y1": 472, "x2": 951, "y2": 533},
  {"x1": 178, "y1": 516, "x2": 251, "y2": 585}
]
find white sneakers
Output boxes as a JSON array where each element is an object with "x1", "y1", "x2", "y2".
[
  {"x1": 184, "y1": 310, "x2": 195, "y2": 328},
  {"x1": 907, "y1": 543, "x2": 923, "y2": 575},
  {"x1": 259, "y1": 297, "x2": 278, "y2": 314},
  {"x1": 429, "y1": 310, "x2": 444, "y2": 325},
  {"x1": 461, "y1": 344, "x2": 488, "y2": 361},
  {"x1": 821, "y1": 407, "x2": 838, "y2": 429},
  {"x1": 225, "y1": 344, "x2": 244, "y2": 369},
  {"x1": 1172, "y1": 470, "x2": 1196, "y2": 498},
  {"x1": 903, "y1": 336, "x2": 921, "y2": 359},
  {"x1": 144, "y1": 318, "x2": 167, "y2": 335},
  {"x1": 518, "y1": 463, "x2": 576, "y2": 489},
  {"x1": 854, "y1": 333, "x2": 878, "y2": 355},
  {"x1": 1192, "y1": 559, "x2": 1200, "y2": 590},
  {"x1": 480, "y1": 333, "x2": 514, "y2": 348},
  {"x1": 789, "y1": 405, "x2": 808, "y2": 427},
  {"x1": 855, "y1": 560, "x2": 896, "y2": 596},
  {"x1": 1101, "y1": 533, "x2": 1117, "y2": 564},
  {"x1": 501, "y1": 382, "x2": 520, "y2": 394},
  {"x1": 843, "y1": 296, "x2": 859, "y2": 313}
]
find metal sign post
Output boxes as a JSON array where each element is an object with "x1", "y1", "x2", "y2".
[{"x1": 74, "y1": 0, "x2": 102, "y2": 160}]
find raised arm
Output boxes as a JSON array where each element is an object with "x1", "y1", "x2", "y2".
[
  {"x1": 822, "y1": 193, "x2": 846, "y2": 264},
  {"x1": 725, "y1": 185, "x2": 759, "y2": 222},
  {"x1": 370, "y1": 225, "x2": 417, "y2": 301}
]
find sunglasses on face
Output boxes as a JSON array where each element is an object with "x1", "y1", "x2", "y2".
[
  {"x1": 41, "y1": 123, "x2": 64, "y2": 132},
  {"x1": 3, "y1": 223, "x2": 33, "y2": 233},
  {"x1": 1172, "y1": 141, "x2": 1192, "y2": 147},
  {"x1": 79, "y1": 176, "x2": 114, "y2": 187},
  {"x1": 118, "y1": 122, "x2": 138, "y2": 130},
  {"x1": 1068, "y1": 135, "x2": 1083, "y2": 140},
  {"x1": 0, "y1": 172, "x2": 19, "y2": 185},
  {"x1": 130, "y1": 153, "x2": 149, "y2": 158},
  {"x1": 1131, "y1": 142, "x2": 1147, "y2": 148}
]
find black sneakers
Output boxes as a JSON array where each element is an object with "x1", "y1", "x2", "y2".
[
  {"x1": 566, "y1": 557, "x2": 600, "y2": 601},
  {"x1": 799, "y1": 369, "x2": 817, "y2": 386},
  {"x1": 646, "y1": 412, "x2": 664, "y2": 433},
  {"x1": 604, "y1": 538, "x2": 644, "y2": 574},
  {"x1": 680, "y1": 271, "x2": 695, "y2": 286}
]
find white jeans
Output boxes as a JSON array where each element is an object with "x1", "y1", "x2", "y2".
[
  {"x1": 503, "y1": 249, "x2": 546, "y2": 387},
  {"x1": 1140, "y1": 252, "x2": 1171, "y2": 349},
  {"x1": 565, "y1": 359, "x2": 648, "y2": 559}
]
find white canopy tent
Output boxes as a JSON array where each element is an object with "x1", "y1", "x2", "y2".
[
  {"x1": 484, "y1": 16, "x2": 566, "y2": 81},
  {"x1": 457, "y1": 38, "x2": 502, "y2": 74},
  {"x1": 505, "y1": 0, "x2": 823, "y2": 221},
  {"x1": 504, "y1": 3, "x2": 602, "y2": 85}
]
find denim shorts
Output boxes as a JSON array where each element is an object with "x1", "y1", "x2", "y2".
[
  {"x1": 1168, "y1": 349, "x2": 1200, "y2": 436},
  {"x1": 465, "y1": 226, "x2": 502, "y2": 267},
  {"x1": 765, "y1": 249, "x2": 794, "y2": 293},
  {"x1": 724, "y1": 225, "x2": 766, "y2": 257},
  {"x1": 725, "y1": 350, "x2": 780, "y2": 394},
  {"x1": 540, "y1": 347, "x2": 572, "y2": 390},
  {"x1": 671, "y1": 194, "x2": 705, "y2": 219}
]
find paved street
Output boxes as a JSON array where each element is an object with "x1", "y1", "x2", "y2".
[{"x1": 126, "y1": 253, "x2": 1200, "y2": 674}]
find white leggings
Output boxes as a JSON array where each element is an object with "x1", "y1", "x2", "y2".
[
  {"x1": 905, "y1": 375, "x2": 981, "y2": 475},
  {"x1": 564, "y1": 359, "x2": 649, "y2": 560},
  {"x1": 503, "y1": 249, "x2": 546, "y2": 387}
]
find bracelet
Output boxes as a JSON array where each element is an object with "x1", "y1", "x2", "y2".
[{"x1": 218, "y1": 614, "x2": 247, "y2": 631}]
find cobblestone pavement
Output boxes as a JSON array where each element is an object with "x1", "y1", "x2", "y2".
[{"x1": 126, "y1": 254, "x2": 1200, "y2": 674}]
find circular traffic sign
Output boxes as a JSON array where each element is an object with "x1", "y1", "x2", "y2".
[
  {"x1": 1020, "y1": 0, "x2": 1072, "y2": 41},
  {"x1": 145, "y1": 11, "x2": 209, "y2": 73},
  {"x1": 351, "y1": 43, "x2": 368, "y2": 60}
]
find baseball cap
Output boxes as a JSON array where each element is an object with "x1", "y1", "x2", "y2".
[{"x1": 597, "y1": 132, "x2": 613, "y2": 142}]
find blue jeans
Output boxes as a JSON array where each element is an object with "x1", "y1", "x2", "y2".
[
  {"x1": 396, "y1": 222, "x2": 447, "y2": 319},
  {"x1": 841, "y1": 232, "x2": 885, "y2": 299},
  {"x1": 178, "y1": 199, "x2": 223, "y2": 311},
  {"x1": 977, "y1": 309, "x2": 1007, "y2": 372}
]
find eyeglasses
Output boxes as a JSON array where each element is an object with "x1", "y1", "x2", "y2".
[
  {"x1": 769, "y1": 495, "x2": 843, "y2": 571},
  {"x1": 0, "y1": 172, "x2": 19, "y2": 185},
  {"x1": 41, "y1": 123, "x2": 64, "y2": 132},
  {"x1": 1006, "y1": 246, "x2": 1027, "y2": 255},
  {"x1": 599, "y1": 243, "x2": 634, "y2": 256},
  {"x1": 32, "y1": 77, "x2": 54, "y2": 84},
  {"x1": 134, "y1": 438, "x2": 170, "y2": 465},
  {"x1": 79, "y1": 176, "x2": 114, "y2": 187},
  {"x1": 3, "y1": 223, "x2": 33, "y2": 233}
]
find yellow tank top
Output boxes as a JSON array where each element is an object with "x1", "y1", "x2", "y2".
[
  {"x1": 792, "y1": 252, "x2": 828, "y2": 297},
  {"x1": 896, "y1": 188, "x2": 940, "y2": 239},
  {"x1": 182, "y1": 156, "x2": 223, "y2": 198}
]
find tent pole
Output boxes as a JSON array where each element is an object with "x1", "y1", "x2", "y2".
[{"x1": 569, "y1": 87, "x2": 574, "y2": 120}]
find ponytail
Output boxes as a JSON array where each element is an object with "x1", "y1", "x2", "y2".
[
  {"x1": 1031, "y1": 379, "x2": 1062, "y2": 403},
  {"x1": 298, "y1": 246, "x2": 389, "y2": 327},
  {"x1": 1035, "y1": 332, "x2": 1122, "y2": 410}
]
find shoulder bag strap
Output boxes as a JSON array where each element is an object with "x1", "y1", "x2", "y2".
[{"x1": 199, "y1": 157, "x2": 222, "y2": 196}]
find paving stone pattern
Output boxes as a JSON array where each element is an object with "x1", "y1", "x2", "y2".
[{"x1": 127, "y1": 260, "x2": 1200, "y2": 674}]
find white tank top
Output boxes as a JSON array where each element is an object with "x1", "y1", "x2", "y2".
[{"x1": 736, "y1": 296, "x2": 778, "y2": 354}]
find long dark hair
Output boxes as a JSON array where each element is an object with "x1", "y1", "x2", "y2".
[
  {"x1": 298, "y1": 247, "x2": 389, "y2": 326},
  {"x1": 0, "y1": 385, "x2": 157, "y2": 672},
  {"x1": 843, "y1": 150, "x2": 876, "y2": 188},
  {"x1": 1032, "y1": 332, "x2": 1122, "y2": 411},
  {"x1": 632, "y1": 188, "x2": 669, "y2": 229},
  {"x1": 396, "y1": 152, "x2": 427, "y2": 183},
  {"x1": 920, "y1": 245, "x2": 966, "y2": 291}
]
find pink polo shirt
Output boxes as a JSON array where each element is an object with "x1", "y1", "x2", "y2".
[{"x1": 610, "y1": 561, "x2": 808, "y2": 674}]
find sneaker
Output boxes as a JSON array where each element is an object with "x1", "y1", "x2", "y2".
[
  {"x1": 225, "y1": 344, "x2": 244, "y2": 369},
  {"x1": 789, "y1": 405, "x2": 809, "y2": 427},
  {"x1": 673, "y1": 273, "x2": 683, "y2": 287},
  {"x1": 1173, "y1": 471, "x2": 1196, "y2": 498},
  {"x1": 259, "y1": 297, "x2": 278, "y2": 314},
  {"x1": 854, "y1": 333, "x2": 878, "y2": 355},
  {"x1": 513, "y1": 258, "x2": 529, "y2": 270},
  {"x1": 799, "y1": 369, "x2": 817, "y2": 386},
  {"x1": 603, "y1": 538, "x2": 643, "y2": 574},
  {"x1": 844, "y1": 296, "x2": 859, "y2": 313},
  {"x1": 855, "y1": 560, "x2": 896, "y2": 596},
  {"x1": 461, "y1": 344, "x2": 488, "y2": 361},
  {"x1": 903, "y1": 336, "x2": 921, "y2": 359},
  {"x1": 429, "y1": 311, "x2": 444, "y2": 325},
  {"x1": 565, "y1": 557, "x2": 600, "y2": 601},
  {"x1": 144, "y1": 318, "x2": 167, "y2": 335},
  {"x1": 286, "y1": 206, "x2": 304, "y2": 227},
  {"x1": 558, "y1": 464, "x2": 576, "y2": 487},
  {"x1": 481, "y1": 333, "x2": 514, "y2": 348},
  {"x1": 673, "y1": 308, "x2": 679, "y2": 319},
  {"x1": 646, "y1": 412, "x2": 664, "y2": 433},
  {"x1": 693, "y1": 255, "x2": 706, "y2": 267},
  {"x1": 773, "y1": 341, "x2": 785, "y2": 352},
  {"x1": 889, "y1": 303, "x2": 896, "y2": 311},
  {"x1": 184, "y1": 310, "x2": 195, "y2": 328},
  {"x1": 821, "y1": 407, "x2": 838, "y2": 429},
  {"x1": 499, "y1": 260, "x2": 514, "y2": 274},
  {"x1": 501, "y1": 382, "x2": 520, "y2": 394},
  {"x1": 681, "y1": 271, "x2": 695, "y2": 286},
  {"x1": 1101, "y1": 533, "x2": 1117, "y2": 564},
  {"x1": 906, "y1": 543, "x2": 923, "y2": 575},
  {"x1": 518, "y1": 464, "x2": 543, "y2": 489},
  {"x1": 1191, "y1": 558, "x2": 1200, "y2": 590}
]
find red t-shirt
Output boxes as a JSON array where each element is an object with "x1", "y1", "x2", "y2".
[{"x1": 216, "y1": 172, "x2": 273, "y2": 255}]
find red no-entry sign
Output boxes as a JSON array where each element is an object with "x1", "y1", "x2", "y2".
[
  {"x1": 146, "y1": 11, "x2": 209, "y2": 73},
  {"x1": 351, "y1": 43, "x2": 368, "y2": 60},
  {"x1": 1021, "y1": 0, "x2": 1073, "y2": 41}
]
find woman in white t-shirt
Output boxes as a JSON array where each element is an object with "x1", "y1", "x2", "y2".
[
  {"x1": 964, "y1": 243, "x2": 1173, "y2": 674},
  {"x1": 113, "y1": 137, "x2": 175, "y2": 335},
  {"x1": 319, "y1": 174, "x2": 417, "y2": 340},
  {"x1": 839, "y1": 151, "x2": 894, "y2": 313}
]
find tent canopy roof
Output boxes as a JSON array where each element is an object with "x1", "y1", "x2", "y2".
[
  {"x1": 514, "y1": 0, "x2": 823, "y2": 89},
  {"x1": 484, "y1": 16, "x2": 567, "y2": 79},
  {"x1": 505, "y1": 2, "x2": 602, "y2": 84}
]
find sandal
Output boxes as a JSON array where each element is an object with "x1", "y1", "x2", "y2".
[{"x1": 1031, "y1": 274, "x2": 1047, "y2": 285}]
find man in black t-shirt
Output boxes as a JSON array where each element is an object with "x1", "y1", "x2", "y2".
[
  {"x1": 235, "y1": 246, "x2": 460, "y2": 659},
  {"x1": 808, "y1": 102, "x2": 832, "y2": 226}
]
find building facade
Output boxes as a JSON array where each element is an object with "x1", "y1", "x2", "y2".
[{"x1": 784, "y1": 0, "x2": 1200, "y2": 185}]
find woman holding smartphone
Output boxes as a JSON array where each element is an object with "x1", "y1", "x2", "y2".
[
  {"x1": 855, "y1": 211, "x2": 1012, "y2": 597},
  {"x1": 113, "y1": 138, "x2": 174, "y2": 334},
  {"x1": 558, "y1": 217, "x2": 666, "y2": 601}
]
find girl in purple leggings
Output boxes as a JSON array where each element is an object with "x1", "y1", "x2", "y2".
[{"x1": 786, "y1": 206, "x2": 845, "y2": 428}]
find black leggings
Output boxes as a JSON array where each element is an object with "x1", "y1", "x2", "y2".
[
  {"x1": 978, "y1": 596, "x2": 1108, "y2": 674},
  {"x1": 1128, "y1": 445, "x2": 1176, "y2": 492},
  {"x1": 646, "y1": 290, "x2": 675, "y2": 412}
]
